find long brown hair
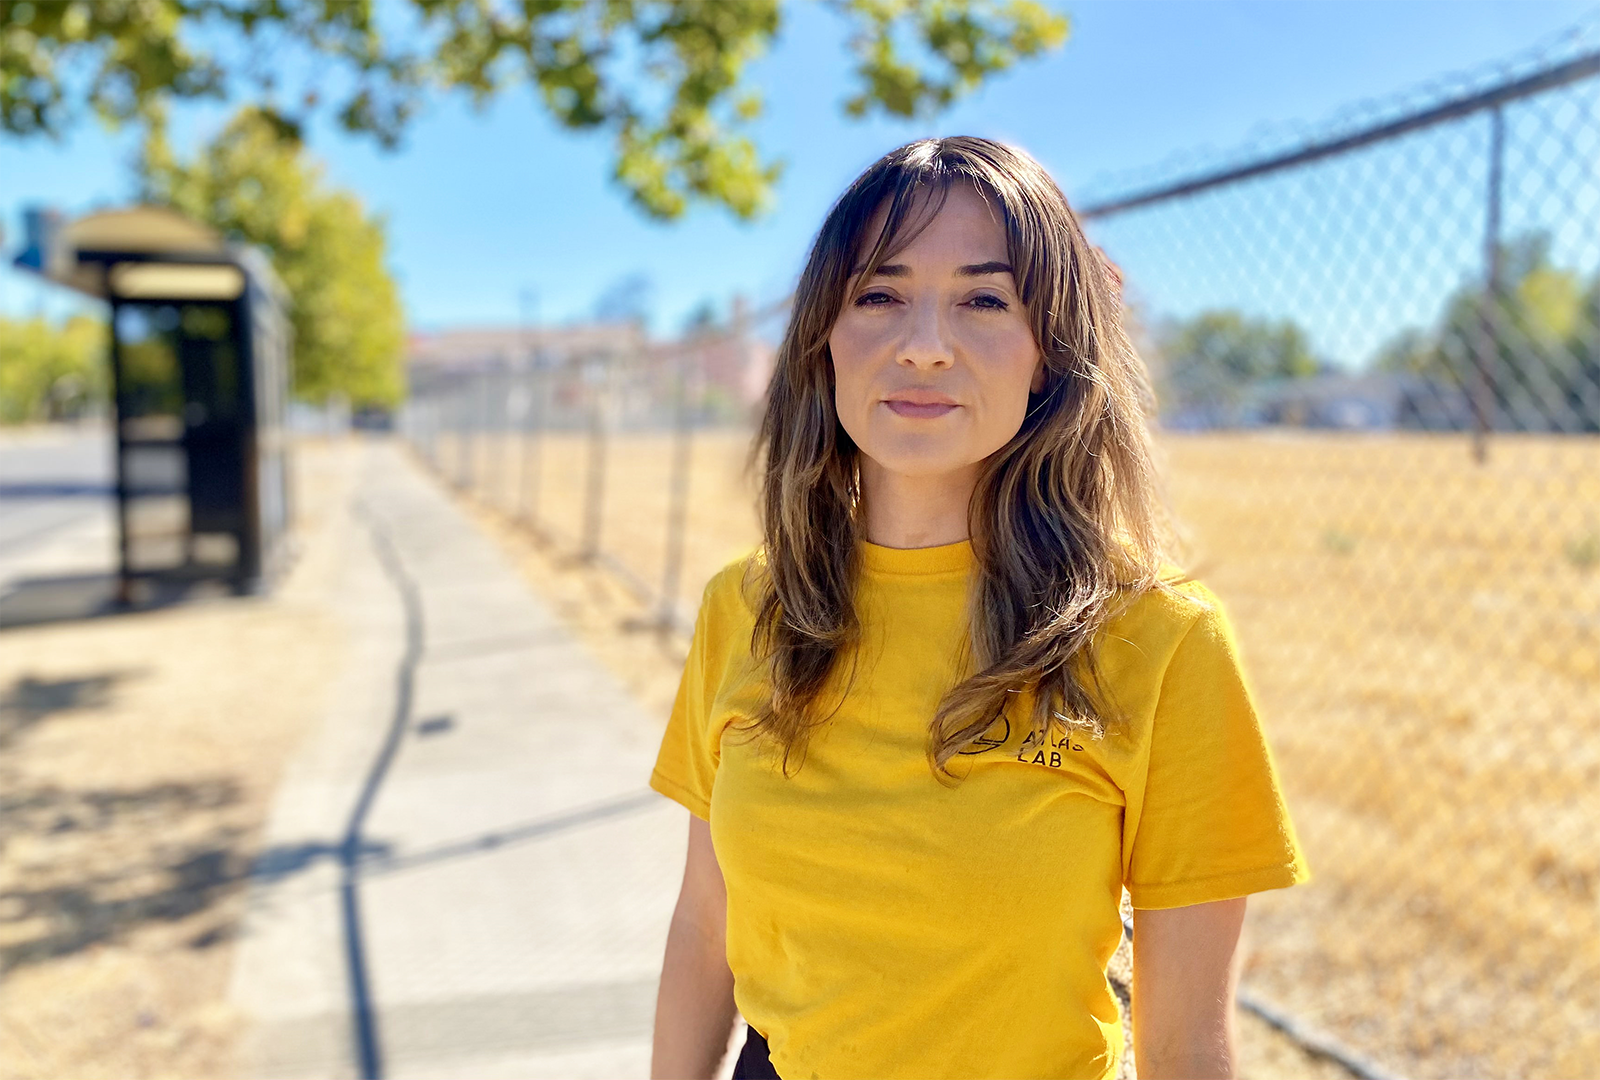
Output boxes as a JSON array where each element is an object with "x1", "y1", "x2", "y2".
[{"x1": 752, "y1": 136, "x2": 1171, "y2": 773}]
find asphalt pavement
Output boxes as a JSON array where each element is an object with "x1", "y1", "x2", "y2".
[{"x1": 0, "y1": 424, "x2": 117, "y2": 602}]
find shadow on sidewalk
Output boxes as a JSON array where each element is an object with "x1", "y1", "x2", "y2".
[{"x1": 242, "y1": 790, "x2": 660, "y2": 890}]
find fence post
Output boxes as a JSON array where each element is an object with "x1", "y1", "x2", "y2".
[
  {"x1": 481, "y1": 370, "x2": 495, "y2": 501},
  {"x1": 455, "y1": 384, "x2": 465, "y2": 486},
  {"x1": 580, "y1": 352, "x2": 609, "y2": 560},
  {"x1": 657, "y1": 344, "x2": 695, "y2": 631},
  {"x1": 423, "y1": 391, "x2": 437, "y2": 468},
  {"x1": 413, "y1": 388, "x2": 428, "y2": 466},
  {"x1": 483, "y1": 367, "x2": 501, "y2": 508},
  {"x1": 441, "y1": 386, "x2": 452, "y2": 480},
  {"x1": 455, "y1": 382, "x2": 468, "y2": 488},
  {"x1": 454, "y1": 383, "x2": 472, "y2": 490},
  {"x1": 496, "y1": 366, "x2": 512, "y2": 509},
  {"x1": 1472, "y1": 104, "x2": 1505, "y2": 464},
  {"x1": 502, "y1": 367, "x2": 517, "y2": 511},
  {"x1": 457, "y1": 379, "x2": 469, "y2": 490},
  {"x1": 457, "y1": 377, "x2": 467, "y2": 486},
  {"x1": 434, "y1": 387, "x2": 444, "y2": 477},
  {"x1": 521, "y1": 359, "x2": 544, "y2": 531}
]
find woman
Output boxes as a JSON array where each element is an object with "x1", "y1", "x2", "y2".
[{"x1": 649, "y1": 137, "x2": 1306, "y2": 1080}]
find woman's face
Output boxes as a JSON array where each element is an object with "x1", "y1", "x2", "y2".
[{"x1": 829, "y1": 183, "x2": 1043, "y2": 482}]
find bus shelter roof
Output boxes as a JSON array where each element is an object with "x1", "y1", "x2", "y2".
[{"x1": 15, "y1": 205, "x2": 283, "y2": 304}]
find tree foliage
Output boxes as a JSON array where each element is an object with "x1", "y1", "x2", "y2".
[
  {"x1": 0, "y1": 313, "x2": 108, "y2": 423},
  {"x1": 1155, "y1": 308, "x2": 1319, "y2": 417},
  {"x1": 139, "y1": 107, "x2": 406, "y2": 406},
  {"x1": 1, "y1": 0, "x2": 1067, "y2": 220},
  {"x1": 1372, "y1": 233, "x2": 1600, "y2": 431}
]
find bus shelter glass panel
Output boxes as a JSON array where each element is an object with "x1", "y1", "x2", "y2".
[
  {"x1": 114, "y1": 301, "x2": 247, "y2": 576},
  {"x1": 248, "y1": 279, "x2": 290, "y2": 572}
]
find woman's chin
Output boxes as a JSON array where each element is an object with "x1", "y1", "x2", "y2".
[{"x1": 860, "y1": 444, "x2": 986, "y2": 483}]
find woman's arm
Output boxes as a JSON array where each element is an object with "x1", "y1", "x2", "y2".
[
  {"x1": 652, "y1": 815, "x2": 739, "y2": 1080},
  {"x1": 1131, "y1": 896, "x2": 1248, "y2": 1080}
]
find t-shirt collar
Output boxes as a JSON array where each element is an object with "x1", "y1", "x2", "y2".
[{"x1": 860, "y1": 538, "x2": 975, "y2": 576}]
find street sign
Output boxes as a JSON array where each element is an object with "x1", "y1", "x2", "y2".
[{"x1": 15, "y1": 206, "x2": 68, "y2": 278}]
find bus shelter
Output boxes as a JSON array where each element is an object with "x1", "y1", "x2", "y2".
[{"x1": 14, "y1": 206, "x2": 292, "y2": 600}]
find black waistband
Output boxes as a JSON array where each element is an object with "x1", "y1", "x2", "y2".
[{"x1": 732, "y1": 1025, "x2": 781, "y2": 1080}]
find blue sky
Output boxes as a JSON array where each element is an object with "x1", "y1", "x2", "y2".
[{"x1": 3, "y1": 0, "x2": 1596, "y2": 361}]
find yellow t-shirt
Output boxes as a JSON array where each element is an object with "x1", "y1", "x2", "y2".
[{"x1": 650, "y1": 539, "x2": 1307, "y2": 1080}]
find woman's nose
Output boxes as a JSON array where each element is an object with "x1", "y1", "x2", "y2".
[{"x1": 898, "y1": 297, "x2": 954, "y2": 370}]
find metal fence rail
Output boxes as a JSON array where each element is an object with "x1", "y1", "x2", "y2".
[{"x1": 402, "y1": 23, "x2": 1600, "y2": 1080}]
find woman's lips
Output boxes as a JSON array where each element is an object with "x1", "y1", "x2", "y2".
[{"x1": 884, "y1": 398, "x2": 958, "y2": 419}]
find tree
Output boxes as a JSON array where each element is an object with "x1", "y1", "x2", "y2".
[
  {"x1": 1372, "y1": 233, "x2": 1598, "y2": 431},
  {"x1": 139, "y1": 107, "x2": 406, "y2": 406},
  {"x1": 680, "y1": 297, "x2": 720, "y2": 336},
  {"x1": 0, "y1": 0, "x2": 1068, "y2": 220},
  {"x1": 1369, "y1": 326, "x2": 1434, "y2": 377},
  {"x1": 0, "y1": 313, "x2": 108, "y2": 423},
  {"x1": 1154, "y1": 308, "x2": 1318, "y2": 420}
]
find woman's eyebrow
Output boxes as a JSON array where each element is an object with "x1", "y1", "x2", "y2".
[{"x1": 851, "y1": 261, "x2": 1012, "y2": 278}]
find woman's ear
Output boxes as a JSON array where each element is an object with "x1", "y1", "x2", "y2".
[{"x1": 1030, "y1": 354, "x2": 1048, "y2": 395}]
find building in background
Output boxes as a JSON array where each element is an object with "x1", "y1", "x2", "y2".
[{"x1": 408, "y1": 303, "x2": 776, "y2": 430}]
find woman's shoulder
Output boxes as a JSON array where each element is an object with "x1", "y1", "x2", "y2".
[
  {"x1": 1094, "y1": 569, "x2": 1245, "y2": 715},
  {"x1": 1105, "y1": 565, "x2": 1231, "y2": 655},
  {"x1": 695, "y1": 549, "x2": 765, "y2": 628}
]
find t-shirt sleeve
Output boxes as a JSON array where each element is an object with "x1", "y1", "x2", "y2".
[
  {"x1": 649, "y1": 578, "x2": 727, "y2": 820},
  {"x1": 1125, "y1": 593, "x2": 1310, "y2": 909}
]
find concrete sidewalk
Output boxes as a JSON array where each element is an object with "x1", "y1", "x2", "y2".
[{"x1": 228, "y1": 440, "x2": 687, "y2": 1079}]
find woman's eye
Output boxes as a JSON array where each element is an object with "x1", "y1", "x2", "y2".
[
  {"x1": 854, "y1": 290, "x2": 896, "y2": 307},
  {"x1": 968, "y1": 294, "x2": 1009, "y2": 311}
]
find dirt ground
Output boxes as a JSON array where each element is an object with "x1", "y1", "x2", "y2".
[
  {"x1": 446, "y1": 445, "x2": 1359, "y2": 1080},
  {"x1": 0, "y1": 438, "x2": 359, "y2": 1080}
]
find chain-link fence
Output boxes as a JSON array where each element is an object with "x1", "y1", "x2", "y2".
[
  {"x1": 401, "y1": 304, "x2": 785, "y2": 636},
  {"x1": 401, "y1": 25, "x2": 1600, "y2": 1080},
  {"x1": 1074, "y1": 26, "x2": 1600, "y2": 1080}
]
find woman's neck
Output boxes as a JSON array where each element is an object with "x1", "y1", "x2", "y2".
[{"x1": 859, "y1": 457, "x2": 980, "y2": 549}]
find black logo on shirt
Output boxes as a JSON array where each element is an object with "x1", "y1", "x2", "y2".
[
  {"x1": 1017, "y1": 726, "x2": 1085, "y2": 768},
  {"x1": 956, "y1": 710, "x2": 1086, "y2": 768},
  {"x1": 956, "y1": 710, "x2": 1011, "y2": 755}
]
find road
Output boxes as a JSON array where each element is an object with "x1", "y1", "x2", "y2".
[{"x1": 0, "y1": 424, "x2": 117, "y2": 602}]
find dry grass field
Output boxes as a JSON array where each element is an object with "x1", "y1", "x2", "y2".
[
  {"x1": 443, "y1": 427, "x2": 765, "y2": 618},
  {"x1": 433, "y1": 426, "x2": 1600, "y2": 1080},
  {"x1": 1161, "y1": 434, "x2": 1600, "y2": 1080}
]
